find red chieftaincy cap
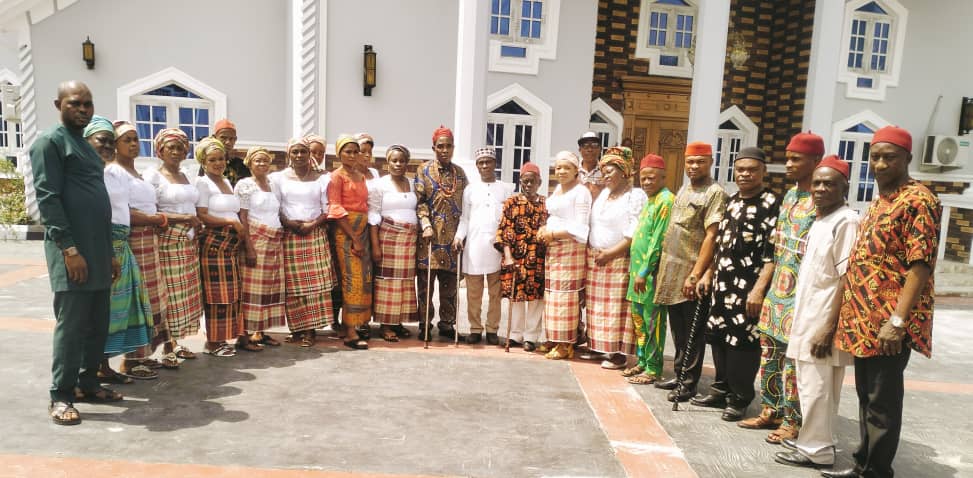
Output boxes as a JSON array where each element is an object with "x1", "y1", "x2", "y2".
[
  {"x1": 214, "y1": 118, "x2": 236, "y2": 133},
  {"x1": 640, "y1": 154, "x2": 665, "y2": 170},
  {"x1": 871, "y1": 125, "x2": 912, "y2": 152},
  {"x1": 521, "y1": 162, "x2": 541, "y2": 176},
  {"x1": 786, "y1": 131, "x2": 825, "y2": 155},
  {"x1": 815, "y1": 154, "x2": 850, "y2": 179},
  {"x1": 684, "y1": 141, "x2": 712, "y2": 156}
]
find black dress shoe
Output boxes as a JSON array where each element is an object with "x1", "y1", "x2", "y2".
[
  {"x1": 655, "y1": 378, "x2": 679, "y2": 390},
  {"x1": 466, "y1": 333, "x2": 482, "y2": 344},
  {"x1": 721, "y1": 405, "x2": 746, "y2": 422},
  {"x1": 820, "y1": 468, "x2": 861, "y2": 478},
  {"x1": 667, "y1": 388, "x2": 695, "y2": 402},
  {"x1": 523, "y1": 341, "x2": 536, "y2": 352},
  {"x1": 690, "y1": 393, "x2": 727, "y2": 408},
  {"x1": 438, "y1": 326, "x2": 456, "y2": 339},
  {"x1": 774, "y1": 451, "x2": 830, "y2": 469},
  {"x1": 485, "y1": 332, "x2": 499, "y2": 345}
]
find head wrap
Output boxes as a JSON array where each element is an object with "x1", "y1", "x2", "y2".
[
  {"x1": 605, "y1": 146, "x2": 633, "y2": 163},
  {"x1": 786, "y1": 132, "x2": 825, "y2": 155},
  {"x1": 816, "y1": 154, "x2": 850, "y2": 179},
  {"x1": 685, "y1": 141, "x2": 713, "y2": 157},
  {"x1": 521, "y1": 162, "x2": 541, "y2": 176},
  {"x1": 112, "y1": 120, "x2": 136, "y2": 140},
  {"x1": 335, "y1": 134, "x2": 358, "y2": 155},
  {"x1": 598, "y1": 152, "x2": 632, "y2": 178},
  {"x1": 640, "y1": 153, "x2": 665, "y2": 170},
  {"x1": 194, "y1": 136, "x2": 226, "y2": 164},
  {"x1": 577, "y1": 131, "x2": 600, "y2": 147},
  {"x1": 153, "y1": 128, "x2": 189, "y2": 156},
  {"x1": 386, "y1": 144, "x2": 411, "y2": 161},
  {"x1": 83, "y1": 115, "x2": 114, "y2": 138},
  {"x1": 214, "y1": 118, "x2": 236, "y2": 133},
  {"x1": 432, "y1": 125, "x2": 453, "y2": 144},
  {"x1": 555, "y1": 150, "x2": 580, "y2": 168},
  {"x1": 355, "y1": 132, "x2": 374, "y2": 145},
  {"x1": 244, "y1": 146, "x2": 272, "y2": 169},
  {"x1": 474, "y1": 147, "x2": 497, "y2": 160},
  {"x1": 736, "y1": 146, "x2": 767, "y2": 163},
  {"x1": 301, "y1": 134, "x2": 326, "y2": 148},
  {"x1": 871, "y1": 125, "x2": 912, "y2": 153}
]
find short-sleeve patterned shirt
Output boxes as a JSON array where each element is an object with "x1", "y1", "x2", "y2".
[
  {"x1": 757, "y1": 187, "x2": 815, "y2": 342},
  {"x1": 836, "y1": 180, "x2": 941, "y2": 358}
]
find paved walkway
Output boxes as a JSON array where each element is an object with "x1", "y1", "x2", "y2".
[{"x1": 0, "y1": 240, "x2": 970, "y2": 477}]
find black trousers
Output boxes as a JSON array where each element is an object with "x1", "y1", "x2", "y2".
[
  {"x1": 667, "y1": 300, "x2": 707, "y2": 391},
  {"x1": 709, "y1": 340, "x2": 761, "y2": 407},
  {"x1": 416, "y1": 268, "x2": 458, "y2": 330},
  {"x1": 853, "y1": 348, "x2": 912, "y2": 478},
  {"x1": 50, "y1": 289, "x2": 110, "y2": 403}
]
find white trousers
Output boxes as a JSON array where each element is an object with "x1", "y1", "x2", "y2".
[
  {"x1": 795, "y1": 358, "x2": 846, "y2": 465},
  {"x1": 506, "y1": 299, "x2": 544, "y2": 342}
]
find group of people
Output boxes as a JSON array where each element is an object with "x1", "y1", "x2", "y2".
[{"x1": 35, "y1": 81, "x2": 937, "y2": 478}]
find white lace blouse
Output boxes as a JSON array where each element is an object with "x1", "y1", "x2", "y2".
[
  {"x1": 234, "y1": 177, "x2": 282, "y2": 229},
  {"x1": 588, "y1": 187, "x2": 648, "y2": 250},
  {"x1": 545, "y1": 183, "x2": 593, "y2": 244}
]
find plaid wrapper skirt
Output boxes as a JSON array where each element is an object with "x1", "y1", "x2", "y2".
[
  {"x1": 199, "y1": 226, "x2": 243, "y2": 342},
  {"x1": 332, "y1": 211, "x2": 373, "y2": 326},
  {"x1": 104, "y1": 224, "x2": 152, "y2": 356},
  {"x1": 240, "y1": 222, "x2": 286, "y2": 331},
  {"x1": 585, "y1": 250, "x2": 636, "y2": 355},
  {"x1": 374, "y1": 218, "x2": 418, "y2": 324},
  {"x1": 544, "y1": 239, "x2": 587, "y2": 343},
  {"x1": 283, "y1": 226, "x2": 334, "y2": 332},
  {"x1": 128, "y1": 225, "x2": 171, "y2": 351},
  {"x1": 157, "y1": 222, "x2": 203, "y2": 340}
]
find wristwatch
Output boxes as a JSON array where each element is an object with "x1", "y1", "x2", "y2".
[
  {"x1": 889, "y1": 314, "x2": 905, "y2": 328},
  {"x1": 62, "y1": 246, "x2": 79, "y2": 257}
]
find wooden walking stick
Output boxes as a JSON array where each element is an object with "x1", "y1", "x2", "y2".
[
  {"x1": 454, "y1": 248, "x2": 462, "y2": 348},
  {"x1": 504, "y1": 266, "x2": 517, "y2": 353},
  {"x1": 423, "y1": 241, "x2": 433, "y2": 349},
  {"x1": 672, "y1": 297, "x2": 708, "y2": 411}
]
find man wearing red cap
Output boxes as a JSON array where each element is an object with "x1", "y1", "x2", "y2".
[
  {"x1": 653, "y1": 141, "x2": 727, "y2": 402},
  {"x1": 415, "y1": 126, "x2": 469, "y2": 340},
  {"x1": 742, "y1": 132, "x2": 824, "y2": 443},
  {"x1": 623, "y1": 153, "x2": 675, "y2": 384},
  {"x1": 213, "y1": 119, "x2": 249, "y2": 186},
  {"x1": 826, "y1": 126, "x2": 941, "y2": 478},
  {"x1": 774, "y1": 156, "x2": 859, "y2": 470}
]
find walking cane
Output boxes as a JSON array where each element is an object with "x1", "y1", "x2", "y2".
[
  {"x1": 504, "y1": 266, "x2": 518, "y2": 353},
  {"x1": 672, "y1": 296, "x2": 708, "y2": 412},
  {"x1": 455, "y1": 248, "x2": 462, "y2": 348},
  {"x1": 423, "y1": 241, "x2": 433, "y2": 349}
]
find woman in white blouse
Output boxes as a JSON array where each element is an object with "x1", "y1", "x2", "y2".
[
  {"x1": 144, "y1": 129, "x2": 204, "y2": 361},
  {"x1": 585, "y1": 148, "x2": 647, "y2": 369},
  {"x1": 194, "y1": 137, "x2": 247, "y2": 357},
  {"x1": 234, "y1": 147, "x2": 285, "y2": 347},
  {"x1": 537, "y1": 151, "x2": 592, "y2": 360},
  {"x1": 367, "y1": 144, "x2": 418, "y2": 341}
]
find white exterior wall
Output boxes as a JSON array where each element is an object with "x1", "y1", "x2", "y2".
[
  {"x1": 485, "y1": 0, "x2": 599, "y2": 156},
  {"x1": 832, "y1": 0, "x2": 973, "y2": 174},
  {"x1": 0, "y1": 30, "x2": 19, "y2": 75},
  {"x1": 324, "y1": 0, "x2": 457, "y2": 156},
  {"x1": 29, "y1": 0, "x2": 288, "y2": 143}
]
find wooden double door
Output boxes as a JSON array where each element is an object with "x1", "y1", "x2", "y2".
[{"x1": 621, "y1": 76, "x2": 692, "y2": 193}]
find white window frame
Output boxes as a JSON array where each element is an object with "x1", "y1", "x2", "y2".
[
  {"x1": 831, "y1": 110, "x2": 891, "y2": 214},
  {"x1": 486, "y1": 83, "x2": 552, "y2": 191},
  {"x1": 837, "y1": 0, "x2": 907, "y2": 101},
  {"x1": 713, "y1": 105, "x2": 758, "y2": 194},
  {"x1": 589, "y1": 98, "x2": 624, "y2": 155},
  {"x1": 635, "y1": 0, "x2": 697, "y2": 78},
  {"x1": 0, "y1": 69, "x2": 23, "y2": 157},
  {"x1": 488, "y1": 0, "x2": 561, "y2": 75},
  {"x1": 486, "y1": 111, "x2": 537, "y2": 184}
]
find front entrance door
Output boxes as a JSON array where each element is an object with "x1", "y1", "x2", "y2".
[{"x1": 621, "y1": 76, "x2": 692, "y2": 192}]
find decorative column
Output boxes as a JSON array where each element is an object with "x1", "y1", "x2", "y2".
[
  {"x1": 15, "y1": 15, "x2": 39, "y2": 221},
  {"x1": 803, "y1": 0, "x2": 844, "y2": 145},
  {"x1": 291, "y1": 0, "x2": 321, "y2": 138},
  {"x1": 452, "y1": 0, "x2": 489, "y2": 173},
  {"x1": 686, "y1": 0, "x2": 730, "y2": 145}
]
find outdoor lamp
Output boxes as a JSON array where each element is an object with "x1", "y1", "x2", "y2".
[
  {"x1": 364, "y1": 44, "x2": 376, "y2": 96},
  {"x1": 960, "y1": 97, "x2": 973, "y2": 136},
  {"x1": 82, "y1": 37, "x2": 95, "y2": 70}
]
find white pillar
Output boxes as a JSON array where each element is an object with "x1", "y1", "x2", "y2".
[
  {"x1": 686, "y1": 0, "x2": 730, "y2": 145},
  {"x1": 803, "y1": 0, "x2": 844, "y2": 146},
  {"x1": 290, "y1": 0, "x2": 323, "y2": 139},
  {"x1": 452, "y1": 0, "x2": 489, "y2": 174}
]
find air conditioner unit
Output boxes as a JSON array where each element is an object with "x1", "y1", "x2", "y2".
[{"x1": 922, "y1": 135, "x2": 971, "y2": 168}]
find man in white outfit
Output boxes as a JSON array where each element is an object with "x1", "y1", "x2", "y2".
[
  {"x1": 456, "y1": 147, "x2": 515, "y2": 345},
  {"x1": 775, "y1": 155, "x2": 859, "y2": 469}
]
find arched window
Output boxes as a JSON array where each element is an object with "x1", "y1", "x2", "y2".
[
  {"x1": 589, "y1": 98, "x2": 624, "y2": 155},
  {"x1": 832, "y1": 110, "x2": 891, "y2": 213},
  {"x1": 485, "y1": 84, "x2": 552, "y2": 188},
  {"x1": 714, "y1": 105, "x2": 758, "y2": 192},
  {"x1": 0, "y1": 69, "x2": 23, "y2": 155},
  {"x1": 837, "y1": 0, "x2": 907, "y2": 101}
]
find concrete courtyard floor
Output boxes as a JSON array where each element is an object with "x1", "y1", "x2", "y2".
[{"x1": 0, "y1": 240, "x2": 970, "y2": 478}]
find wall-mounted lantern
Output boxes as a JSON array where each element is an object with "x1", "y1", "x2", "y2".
[
  {"x1": 82, "y1": 37, "x2": 95, "y2": 70},
  {"x1": 363, "y1": 45, "x2": 376, "y2": 96}
]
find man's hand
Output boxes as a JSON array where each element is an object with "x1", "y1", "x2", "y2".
[
  {"x1": 422, "y1": 227, "x2": 433, "y2": 239},
  {"x1": 877, "y1": 321, "x2": 907, "y2": 356},
  {"x1": 502, "y1": 253, "x2": 515, "y2": 267},
  {"x1": 64, "y1": 253, "x2": 89, "y2": 284},
  {"x1": 682, "y1": 276, "x2": 698, "y2": 301},
  {"x1": 633, "y1": 276, "x2": 647, "y2": 294},
  {"x1": 810, "y1": 328, "x2": 834, "y2": 359},
  {"x1": 452, "y1": 237, "x2": 464, "y2": 252},
  {"x1": 110, "y1": 257, "x2": 121, "y2": 283},
  {"x1": 746, "y1": 288, "x2": 766, "y2": 319}
]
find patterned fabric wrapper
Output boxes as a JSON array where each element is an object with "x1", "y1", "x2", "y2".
[
  {"x1": 104, "y1": 224, "x2": 152, "y2": 356},
  {"x1": 332, "y1": 211, "x2": 373, "y2": 326},
  {"x1": 199, "y1": 226, "x2": 243, "y2": 342},
  {"x1": 374, "y1": 218, "x2": 419, "y2": 324},
  {"x1": 157, "y1": 222, "x2": 203, "y2": 339},
  {"x1": 544, "y1": 239, "x2": 587, "y2": 343},
  {"x1": 585, "y1": 250, "x2": 636, "y2": 355},
  {"x1": 128, "y1": 225, "x2": 171, "y2": 351},
  {"x1": 283, "y1": 226, "x2": 335, "y2": 332},
  {"x1": 240, "y1": 222, "x2": 286, "y2": 331}
]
